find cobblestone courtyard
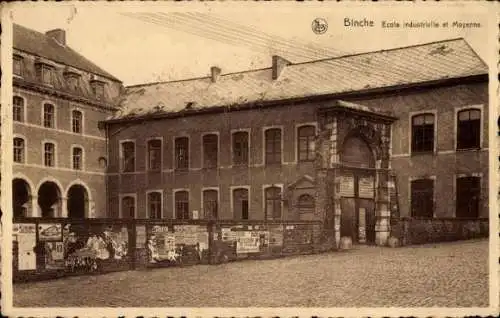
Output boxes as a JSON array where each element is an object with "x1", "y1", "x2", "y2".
[{"x1": 13, "y1": 239, "x2": 488, "y2": 307}]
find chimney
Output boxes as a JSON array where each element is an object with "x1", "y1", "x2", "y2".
[
  {"x1": 210, "y1": 66, "x2": 221, "y2": 83},
  {"x1": 272, "y1": 55, "x2": 291, "y2": 80},
  {"x1": 46, "y1": 29, "x2": 66, "y2": 45}
]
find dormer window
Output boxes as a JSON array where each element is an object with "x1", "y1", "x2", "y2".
[
  {"x1": 90, "y1": 79, "x2": 105, "y2": 100},
  {"x1": 13, "y1": 55, "x2": 24, "y2": 77},
  {"x1": 64, "y1": 71, "x2": 81, "y2": 92},
  {"x1": 36, "y1": 62, "x2": 55, "y2": 86}
]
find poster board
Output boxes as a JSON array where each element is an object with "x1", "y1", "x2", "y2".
[
  {"x1": 13, "y1": 223, "x2": 37, "y2": 271},
  {"x1": 38, "y1": 223, "x2": 62, "y2": 241}
]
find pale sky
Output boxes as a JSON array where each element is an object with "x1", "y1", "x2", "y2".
[{"x1": 7, "y1": 2, "x2": 494, "y2": 86}]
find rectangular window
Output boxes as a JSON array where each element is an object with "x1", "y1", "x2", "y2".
[
  {"x1": 411, "y1": 114, "x2": 435, "y2": 153},
  {"x1": 147, "y1": 139, "x2": 162, "y2": 171},
  {"x1": 121, "y1": 141, "x2": 135, "y2": 172},
  {"x1": 456, "y1": 176, "x2": 480, "y2": 218},
  {"x1": 233, "y1": 188, "x2": 249, "y2": 220},
  {"x1": 37, "y1": 64, "x2": 54, "y2": 86},
  {"x1": 13, "y1": 56, "x2": 24, "y2": 77},
  {"x1": 175, "y1": 137, "x2": 189, "y2": 170},
  {"x1": 298, "y1": 125, "x2": 316, "y2": 161},
  {"x1": 233, "y1": 131, "x2": 249, "y2": 165},
  {"x1": 265, "y1": 128, "x2": 282, "y2": 164},
  {"x1": 121, "y1": 196, "x2": 135, "y2": 219},
  {"x1": 175, "y1": 191, "x2": 190, "y2": 219},
  {"x1": 91, "y1": 82, "x2": 105, "y2": 100},
  {"x1": 66, "y1": 74, "x2": 80, "y2": 92},
  {"x1": 148, "y1": 192, "x2": 162, "y2": 219},
  {"x1": 13, "y1": 138, "x2": 25, "y2": 163},
  {"x1": 44, "y1": 143, "x2": 55, "y2": 167},
  {"x1": 72, "y1": 110, "x2": 82, "y2": 133},
  {"x1": 265, "y1": 187, "x2": 282, "y2": 220},
  {"x1": 72, "y1": 147, "x2": 82, "y2": 170},
  {"x1": 410, "y1": 179, "x2": 434, "y2": 218},
  {"x1": 43, "y1": 103, "x2": 55, "y2": 128},
  {"x1": 203, "y1": 134, "x2": 218, "y2": 168},
  {"x1": 13, "y1": 96, "x2": 24, "y2": 122},
  {"x1": 457, "y1": 109, "x2": 481, "y2": 150}
]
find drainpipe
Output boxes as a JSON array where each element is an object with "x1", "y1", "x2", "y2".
[{"x1": 105, "y1": 122, "x2": 110, "y2": 218}]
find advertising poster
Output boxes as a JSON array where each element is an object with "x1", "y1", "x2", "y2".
[
  {"x1": 221, "y1": 227, "x2": 237, "y2": 242},
  {"x1": 148, "y1": 225, "x2": 178, "y2": 262},
  {"x1": 38, "y1": 223, "x2": 63, "y2": 241},
  {"x1": 339, "y1": 175, "x2": 355, "y2": 197},
  {"x1": 44, "y1": 242, "x2": 65, "y2": 269},
  {"x1": 14, "y1": 223, "x2": 37, "y2": 271},
  {"x1": 174, "y1": 225, "x2": 199, "y2": 245},
  {"x1": 136, "y1": 225, "x2": 147, "y2": 248},
  {"x1": 358, "y1": 177, "x2": 375, "y2": 199},
  {"x1": 236, "y1": 231, "x2": 260, "y2": 254}
]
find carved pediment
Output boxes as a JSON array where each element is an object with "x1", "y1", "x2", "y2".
[{"x1": 288, "y1": 175, "x2": 315, "y2": 190}]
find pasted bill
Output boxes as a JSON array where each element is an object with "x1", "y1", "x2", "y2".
[{"x1": 1, "y1": 1, "x2": 499, "y2": 317}]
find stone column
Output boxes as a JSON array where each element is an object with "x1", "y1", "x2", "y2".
[
  {"x1": 60, "y1": 197, "x2": 68, "y2": 218},
  {"x1": 329, "y1": 117, "x2": 339, "y2": 168},
  {"x1": 89, "y1": 200, "x2": 96, "y2": 218},
  {"x1": 375, "y1": 169, "x2": 391, "y2": 246},
  {"x1": 30, "y1": 195, "x2": 40, "y2": 217},
  {"x1": 333, "y1": 172, "x2": 342, "y2": 248}
]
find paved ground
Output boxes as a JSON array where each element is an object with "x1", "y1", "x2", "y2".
[{"x1": 13, "y1": 239, "x2": 488, "y2": 307}]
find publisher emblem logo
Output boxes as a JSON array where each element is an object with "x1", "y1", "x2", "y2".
[{"x1": 312, "y1": 18, "x2": 328, "y2": 34}]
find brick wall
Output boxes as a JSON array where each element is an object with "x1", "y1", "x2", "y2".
[
  {"x1": 107, "y1": 82, "x2": 489, "y2": 222},
  {"x1": 13, "y1": 86, "x2": 112, "y2": 218}
]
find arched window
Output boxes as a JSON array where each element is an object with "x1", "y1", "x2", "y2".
[
  {"x1": 44, "y1": 142, "x2": 55, "y2": 167},
  {"x1": 411, "y1": 114, "x2": 434, "y2": 153},
  {"x1": 147, "y1": 192, "x2": 162, "y2": 219},
  {"x1": 13, "y1": 137, "x2": 25, "y2": 163},
  {"x1": 298, "y1": 125, "x2": 316, "y2": 161},
  {"x1": 121, "y1": 196, "x2": 135, "y2": 219},
  {"x1": 121, "y1": 141, "x2": 135, "y2": 172},
  {"x1": 457, "y1": 109, "x2": 481, "y2": 150},
  {"x1": 297, "y1": 194, "x2": 315, "y2": 214},
  {"x1": 265, "y1": 128, "x2": 282, "y2": 164},
  {"x1": 175, "y1": 137, "x2": 189, "y2": 170},
  {"x1": 203, "y1": 189, "x2": 218, "y2": 219},
  {"x1": 13, "y1": 96, "x2": 24, "y2": 122},
  {"x1": 147, "y1": 139, "x2": 162, "y2": 171},
  {"x1": 72, "y1": 110, "x2": 83, "y2": 133},
  {"x1": 72, "y1": 147, "x2": 83, "y2": 170},
  {"x1": 203, "y1": 134, "x2": 218, "y2": 168},
  {"x1": 175, "y1": 191, "x2": 189, "y2": 219},
  {"x1": 43, "y1": 103, "x2": 55, "y2": 128},
  {"x1": 233, "y1": 131, "x2": 249, "y2": 165},
  {"x1": 233, "y1": 188, "x2": 249, "y2": 220},
  {"x1": 265, "y1": 186, "x2": 282, "y2": 220}
]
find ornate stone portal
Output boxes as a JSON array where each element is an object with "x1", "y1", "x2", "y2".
[{"x1": 316, "y1": 100, "x2": 397, "y2": 247}]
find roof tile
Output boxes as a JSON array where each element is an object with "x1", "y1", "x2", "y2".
[{"x1": 115, "y1": 38, "x2": 487, "y2": 120}]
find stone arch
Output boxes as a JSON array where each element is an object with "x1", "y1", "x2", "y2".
[
  {"x1": 66, "y1": 180, "x2": 92, "y2": 218},
  {"x1": 340, "y1": 133, "x2": 376, "y2": 169},
  {"x1": 12, "y1": 176, "x2": 33, "y2": 218},
  {"x1": 36, "y1": 177, "x2": 64, "y2": 218}
]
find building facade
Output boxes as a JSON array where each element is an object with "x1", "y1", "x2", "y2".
[
  {"x1": 11, "y1": 25, "x2": 122, "y2": 219},
  {"x1": 103, "y1": 38, "x2": 489, "y2": 245}
]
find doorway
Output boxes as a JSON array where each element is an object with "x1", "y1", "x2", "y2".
[
  {"x1": 339, "y1": 172, "x2": 376, "y2": 244},
  {"x1": 339, "y1": 136, "x2": 376, "y2": 244}
]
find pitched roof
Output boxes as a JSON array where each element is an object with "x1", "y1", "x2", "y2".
[
  {"x1": 113, "y1": 38, "x2": 487, "y2": 120},
  {"x1": 13, "y1": 24, "x2": 120, "y2": 82}
]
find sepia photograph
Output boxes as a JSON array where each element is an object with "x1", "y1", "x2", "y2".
[{"x1": 0, "y1": 2, "x2": 498, "y2": 317}]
